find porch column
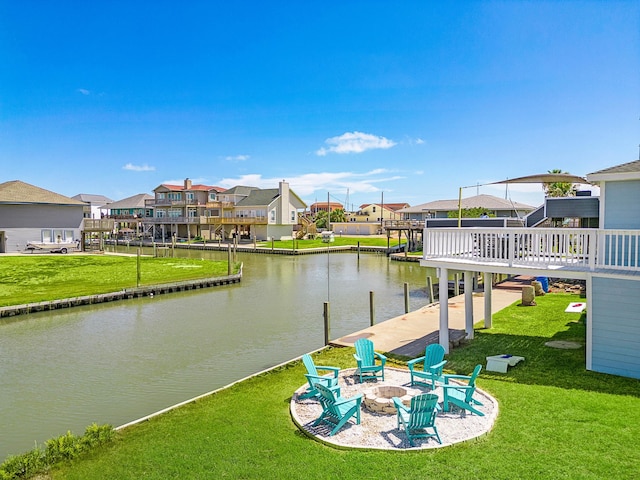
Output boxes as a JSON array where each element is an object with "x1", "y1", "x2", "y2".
[
  {"x1": 585, "y1": 275, "x2": 593, "y2": 371},
  {"x1": 484, "y1": 272, "x2": 493, "y2": 329},
  {"x1": 464, "y1": 270, "x2": 474, "y2": 339},
  {"x1": 438, "y1": 267, "x2": 450, "y2": 353}
]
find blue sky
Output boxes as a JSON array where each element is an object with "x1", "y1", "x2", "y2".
[{"x1": 1, "y1": 1, "x2": 638, "y2": 209}]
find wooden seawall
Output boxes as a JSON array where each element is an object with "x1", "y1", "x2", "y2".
[{"x1": 0, "y1": 272, "x2": 242, "y2": 319}]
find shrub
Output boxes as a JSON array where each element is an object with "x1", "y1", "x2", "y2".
[{"x1": 0, "y1": 424, "x2": 114, "y2": 479}]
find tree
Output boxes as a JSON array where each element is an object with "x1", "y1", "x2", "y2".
[
  {"x1": 543, "y1": 169, "x2": 578, "y2": 197},
  {"x1": 329, "y1": 208, "x2": 345, "y2": 223},
  {"x1": 447, "y1": 207, "x2": 493, "y2": 218},
  {"x1": 314, "y1": 210, "x2": 328, "y2": 229}
]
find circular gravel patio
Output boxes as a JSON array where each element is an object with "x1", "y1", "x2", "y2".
[{"x1": 290, "y1": 367, "x2": 498, "y2": 450}]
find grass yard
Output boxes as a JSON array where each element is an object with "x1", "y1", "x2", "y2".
[
  {"x1": 0, "y1": 255, "x2": 239, "y2": 307},
  {"x1": 256, "y1": 236, "x2": 399, "y2": 249},
  {"x1": 47, "y1": 293, "x2": 640, "y2": 479}
]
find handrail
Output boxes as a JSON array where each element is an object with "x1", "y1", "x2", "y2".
[{"x1": 422, "y1": 227, "x2": 640, "y2": 271}]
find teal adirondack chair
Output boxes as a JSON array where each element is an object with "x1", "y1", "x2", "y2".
[
  {"x1": 407, "y1": 343, "x2": 447, "y2": 389},
  {"x1": 353, "y1": 338, "x2": 386, "y2": 383},
  {"x1": 392, "y1": 393, "x2": 441, "y2": 446},
  {"x1": 313, "y1": 383, "x2": 363, "y2": 436},
  {"x1": 300, "y1": 353, "x2": 340, "y2": 399},
  {"x1": 441, "y1": 364, "x2": 484, "y2": 416}
]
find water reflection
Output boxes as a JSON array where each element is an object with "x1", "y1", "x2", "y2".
[{"x1": 0, "y1": 250, "x2": 435, "y2": 458}]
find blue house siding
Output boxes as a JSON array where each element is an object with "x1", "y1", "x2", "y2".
[
  {"x1": 603, "y1": 180, "x2": 640, "y2": 229},
  {"x1": 591, "y1": 276, "x2": 640, "y2": 379}
]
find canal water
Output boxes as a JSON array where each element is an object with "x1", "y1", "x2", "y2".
[{"x1": 0, "y1": 249, "x2": 434, "y2": 459}]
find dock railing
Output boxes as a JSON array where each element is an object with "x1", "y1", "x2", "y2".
[{"x1": 423, "y1": 227, "x2": 640, "y2": 272}]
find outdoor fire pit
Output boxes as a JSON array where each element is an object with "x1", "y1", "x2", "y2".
[{"x1": 362, "y1": 385, "x2": 421, "y2": 414}]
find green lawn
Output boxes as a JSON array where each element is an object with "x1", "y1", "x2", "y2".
[
  {"x1": 0, "y1": 255, "x2": 238, "y2": 307},
  {"x1": 256, "y1": 236, "x2": 399, "y2": 249},
  {"x1": 47, "y1": 293, "x2": 640, "y2": 479}
]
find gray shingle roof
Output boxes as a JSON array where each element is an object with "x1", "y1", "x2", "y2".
[
  {"x1": 398, "y1": 194, "x2": 534, "y2": 213},
  {"x1": 235, "y1": 189, "x2": 279, "y2": 207},
  {"x1": 588, "y1": 160, "x2": 640, "y2": 176},
  {"x1": 223, "y1": 185, "x2": 260, "y2": 196},
  {"x1": 72, "y1": 193, "x2": 114, "y2": 205},
  {"x1": 0, "y1": 180, "x2": 85, "y2": 206},
  {"x1": 103, "y1": 193, "x2": 153, "y2": 209}
]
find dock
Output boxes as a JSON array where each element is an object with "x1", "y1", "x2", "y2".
[{"x1": 331, "y1": 284, "x2": 524, "y2": 358}]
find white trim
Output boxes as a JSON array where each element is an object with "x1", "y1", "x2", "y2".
[
  {"x1": 585, "y1": 274, "x2": 593, "y2": 371},
  {"x1": 587, "y1": 172, "x2": 640, "y2": 183}
]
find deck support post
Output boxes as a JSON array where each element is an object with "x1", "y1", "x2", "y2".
[
  {"x1": 438, "y1": 267, "x2": 450, "y2": 353},
  {"x1": 464, "y1": 270, "x2": 474, "y2": 339},
  {"x1": 484, "y1": 272, "x2": 493, "y2": 329}
]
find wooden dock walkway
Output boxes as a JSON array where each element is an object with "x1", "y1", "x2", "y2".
[{"x1": 331, "y1": 286, "x2": 523, "y2": 358}]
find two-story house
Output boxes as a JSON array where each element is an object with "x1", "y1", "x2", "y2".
[
  {"x1": 100, "y1": 193, "x2": 154, "y2": 238},
  {"x1": 144, "y1": 179, "x2": 226, "y2": 240},
  {"x1": 420, "y1": 160, "x2": 640, "y2": 380}
]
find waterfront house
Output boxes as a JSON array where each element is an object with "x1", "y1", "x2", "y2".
[
  {"x1": 400, "y1": 194, "x2": 534, "y2": 221},
  {"x1": 71, "y1": 193, "x2": 113, "y2": 219},
  {"x1": 143, "y1": 179, "x2": 306, "y2": 241},
  {"x1": 225, "y1": 180, "x2": 307, "y2": 241},
  {"x1": 421, "y1": 160, "x2": 640, "y2": 380},
  {"x1": 144, "y1": 179, "x2": 226, "y2": 240},
  {"x1": 0, "y1": 180, "x2": 85, "y2": 253},
  {"x1": 100, "y1": 193, "x2": 154, "y2": 238}
]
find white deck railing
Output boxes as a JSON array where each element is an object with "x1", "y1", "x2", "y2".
[{"x1": 423, "y1": 228, "x2": 640, "y2": 272}]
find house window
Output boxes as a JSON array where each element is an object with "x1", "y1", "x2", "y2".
[
  {"x1": 291, "y1": 210, "x2": 296, "y2": 221},
  {"x1": 157, "y1": 192, "x2": 165, "y2": 200},
  {"x1": 270, "y1": 209, "x2": 276, "y2": 221},
  {"x1": 372, "y1": 206, "x2": 376, "y2": 213},
  {"x1": 168, "y1": 208, "x2": 181, "y2": 218},
  {"x1": 156, "y1": 210, "x2": 166, "y2": 218},
  {"x1": 186, "y1": 192, "x2": 194, "y2": 202},
  {"x1": 208, "y1": 192, "x2": 217, "y2": 201},
  {"x1": 188, "y1": 209, "x2": 197, "y2": 218}
]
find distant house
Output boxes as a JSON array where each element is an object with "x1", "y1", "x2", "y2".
[
  {"x1": 72, "y1": 193, "x2": 113, "y2": 219},
  {"x1": 309, "y1": 202, "x2": 343, "y2": 214},
  {"x1": 347, "y1": 202, "x2": 409, "y2": 223},
  {"x1": 100, "y1": 193, "x2": 153, "y2": 237},
  {"x1": 0, "y1": 180, "x2": 85, "y2": 253},
  {"x1": 229, "y1": 181, "x2": 307, "y2": 240},
  {"x1": 420, "y1": 160, "x2": 640, "y2": 380},
  {"x1": 399, "y1": 194, "x2": 534, "y2": 221}
]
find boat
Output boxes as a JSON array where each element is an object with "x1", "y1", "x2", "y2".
[{"x1": 25, "y1": 240, "x2": 78, "y2": 254}]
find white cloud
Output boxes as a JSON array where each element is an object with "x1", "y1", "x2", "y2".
[
  {"x1": 216, "y1": 169, "x2": 405, "y2": 199},
  {"x1": 123, "y1": 163, "x2": 155, "y2": 172},
  {"x1": 77, "y1": 88, "x2": 90, "y2": 95},
  {"x1": 316, "y1": 131, "x2": 396, "y2": 156},
  {"x1": 224, "y1": 154, "x2": 250, "y2": 162}
]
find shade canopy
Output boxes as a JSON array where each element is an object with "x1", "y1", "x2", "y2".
[{"x1": 488, "y1": 173, "x2": 589, "y2": 185}]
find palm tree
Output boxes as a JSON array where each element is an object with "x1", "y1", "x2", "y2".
[
  {"x1": 329, "y1": 208, "x2": 346, "y2": 223},
  {"x1": 542, "y1": 169, "x2": 578, "y2": 197}
]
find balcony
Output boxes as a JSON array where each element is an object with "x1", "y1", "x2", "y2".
[
  {"x1": 200, "y1": 216, "x2": 268, "y2": 225},
  {"x1": 142, "y1": 217, "x2": 201, "y2": 224},
  {"x1": 422, "y1": 227, "x2": 640, "y2": 275}
]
